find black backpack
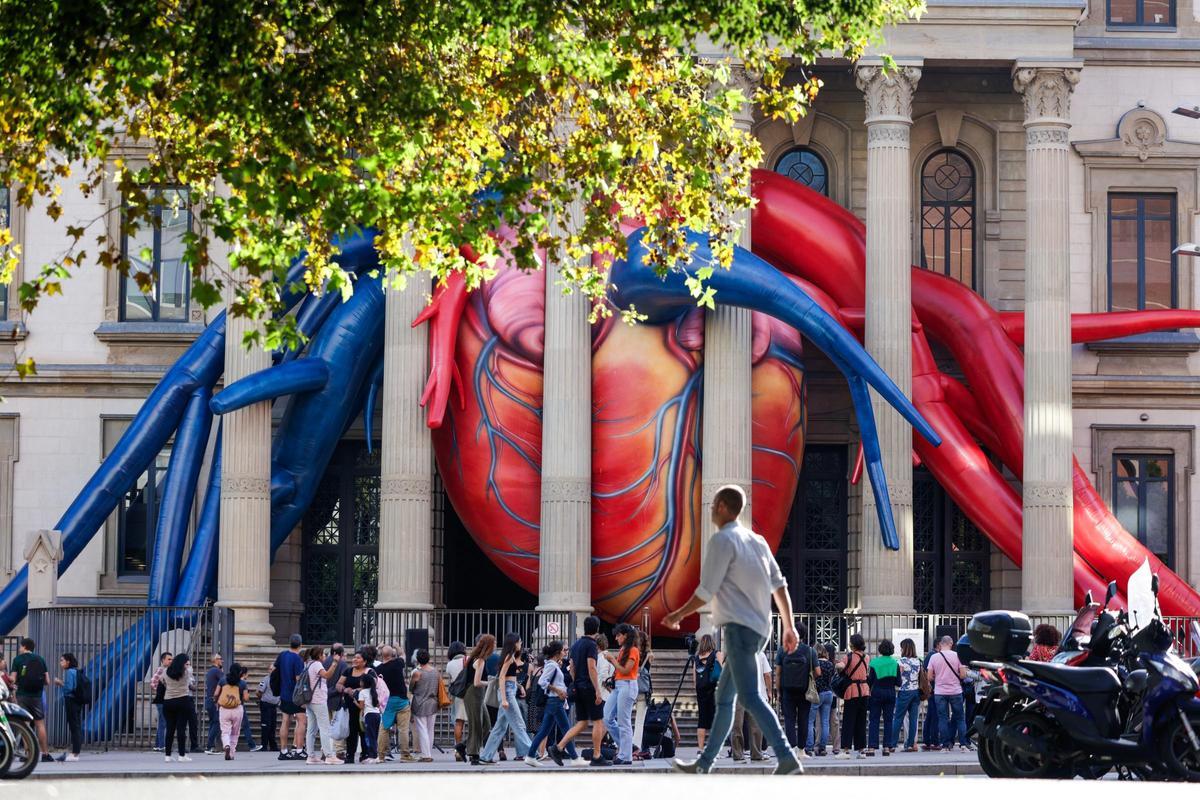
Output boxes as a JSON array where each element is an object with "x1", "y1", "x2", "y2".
[
  {"x1": 779, "y1": 646, "x2": 812, "y2": 691},
  {"x1": 73, "y1": 669, "x2": 93, "y2": 706},
  {"x1": 16, "y1": 654, "x2": 46, "y2": 695}
]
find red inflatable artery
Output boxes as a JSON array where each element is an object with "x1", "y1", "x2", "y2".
[{"x1": 750, "y1": 168, "x2": 1200, "y2": 615}]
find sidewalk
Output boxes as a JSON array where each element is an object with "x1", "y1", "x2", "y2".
[{"x1": 31, "y1": 747, "x2": 982, "y2": 779}]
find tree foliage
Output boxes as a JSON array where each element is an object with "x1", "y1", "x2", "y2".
[{"x1": 0, "y1": 0, "x2": 922, "y2": 351}]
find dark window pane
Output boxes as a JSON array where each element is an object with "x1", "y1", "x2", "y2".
[
  {"x1": 121, "y1": 187, "x2": 191, "y2": 322},
  {"x1": 1115, "y1": 456, "x2": 1139, "y2": 478},
  {"x1": 920, "y1": 150, "x2": 976, "y2": 288},
  {"x1": 1108, "y1": 0, "x2": 1138, "y2": 21},
  {"x1": 1144, "y1": 0, "x2": 1173, "y2": 23},
  {"x1": 1144, "y1": 217, "x2": 1174, "y2": 310},
  {"x1": 1112, "y1": 453, "x2": 1175, "y2": 569},
  {"x1": 1114, "y1": 480, "x2": 1139, "y2": 535},
  {"x1": 1144, "y1": 196, "x2": 1174, "y2": 216},
  {"x1": 774, "y1": 148, "x2": 828, "y2": 196},
  {"x1": 1109, "y1": 216, "x2": 1139, "y2": 312}
]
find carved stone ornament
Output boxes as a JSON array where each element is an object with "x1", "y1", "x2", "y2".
[
  {"x1": 1013, "y1": 67, "x2": 1080, "y2": 126},
  {"x1": 855, "y1": 64, "x2": 922, "y2": 124},
  {"x1": 1118, "y1": 107, "x2": 1168, "y2": 162}
]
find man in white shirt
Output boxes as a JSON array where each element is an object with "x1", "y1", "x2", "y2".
[{"x1": 663, "y1": 484, "x2": 803, "y2": 775}]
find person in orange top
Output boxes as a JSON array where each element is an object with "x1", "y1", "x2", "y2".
[
  {"x1": 835, "y1": 633, "x2": 871, "y2": 759},
  {"x1": 602, "y1": 623, "x2": 640, "y2": 765}
]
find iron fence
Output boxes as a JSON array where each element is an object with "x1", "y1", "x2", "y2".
[
  {"x1": 353, "y1": 608, "x2": 578, "y2": 657},
  {"x1": 28, "y1": 603, "x2": 233, "y2": 751}
]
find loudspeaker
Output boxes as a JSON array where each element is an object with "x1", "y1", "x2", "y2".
[{"x1": 404, "y1": 628, "x2": 430, "y2": 658}]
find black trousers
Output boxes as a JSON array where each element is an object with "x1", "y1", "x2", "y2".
[
  {"x1": 187, "y1": 697, "x2": 199, "y2": 751},
  {"x1": 779, "y1": 688, "x2": 811, "y2": 749},
  {"x1": 346, "y1": 704, "x2": 363, "y2": 761},
  {"x1": 162, "y1": 697, "x2": 193, "y2": 757},
  {"x1": 840, "y1": 696, "x2": 868, "y2": 751},
  {"x1": 260, "y1": 702, "x2": 279, "y2": 751},
  {"x1": 64, "y1": 698, "x2": 83, "y2": 755}
]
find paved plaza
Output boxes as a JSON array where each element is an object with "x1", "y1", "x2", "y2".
[{"x1": 29, "y1": 747, "x2": 982, "y2": 780}]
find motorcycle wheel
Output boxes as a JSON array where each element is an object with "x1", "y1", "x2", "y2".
[
  {"x1": 976, "y1": 737, "x2": 1007, "y2": 778},
  {"x1": 1162, "y1": 712, "x2": 1200, "y2": 782},
  {"x1": 0, "y1": 725, "x2": 14, "y2": 776},
  {"x1": 1, "y1": 721, "x2": 39, "y2": 780},
  {"x1": 993, "y1": 712, "x2": 1067, "y2": 779}
]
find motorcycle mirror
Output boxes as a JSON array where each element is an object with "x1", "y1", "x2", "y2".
[
  {"x1": 1152, "y1": 573, "x2": 1160, "y2": 596},
  {"x1": 1084, "y1": 590, "x2": 1093, "y2": 607},
  {"x1": 1105, "y1": 580, "x2": 1118, "y2": 607}
]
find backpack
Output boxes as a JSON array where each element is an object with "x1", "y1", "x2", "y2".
[
  {"x1": 73, "y1": 669, "x2": 93, "y2": 706},
  {"x1": 16, "y1": 654, "x2": 46, "y2": 695},
  {"x1": 695, "y1": 653, "x2": 720, "y2": 692},
  {"x1": 269, "y1": 657, "x2": 282, "y2": 696},
  {"x1": 779, "y1": 647, "x2": 812, "y2": 691},
  {"x1": 369, "y1": 668, "x2": 389, "y2": 709},
  {"x1": 448, "y1": 663, "x2": 471, "y2": 699},
  {"x1": 292, "y1": 665, "x2": 314, "y2": 707},
  {"x1": 217, "y1": 684, "x2": 241, "y2": 709}
]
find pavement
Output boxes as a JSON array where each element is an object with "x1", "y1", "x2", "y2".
[
  {"x1": 29, "y1": 746, "x2": 984, "y2": 779},
  {"x1": 14, "y1": 771, "x2": 1200, "y2": 800}
]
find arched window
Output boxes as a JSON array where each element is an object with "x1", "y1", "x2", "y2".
[
  {"x1": 920, "y1": 149, "x2": 976, "y2": 288},
  {"x1": 774, "y1": 147, "x2": 828, "y2": 196}
]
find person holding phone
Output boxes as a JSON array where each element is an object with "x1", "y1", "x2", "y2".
[{"x1": 304, "y1": 646, "x2": 344, "y2": 765}]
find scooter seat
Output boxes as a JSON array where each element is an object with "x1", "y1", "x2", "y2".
[{"x1": 1020, "y1": 660, "x2": 1121, "y2": 693}]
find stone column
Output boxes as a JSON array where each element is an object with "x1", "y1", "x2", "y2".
[
  {"x1": 699, "y1": 66, "x2": 756, "y2": 634},
  {"x1": 538, "y1": 202, "x2": 593, "y2": 624},
  {"x1": 854, "y1": 59, "x2": 922, "y2": 613},
  {"x1": 218, "y1": 308, "x2": 276, "y2": 647},
  {"x1": 1013, "y1": 62, "x2": 1081, "y2": 614},
  {"x1": 377, "y1": 271, "x2": 435, "y2": 634}
]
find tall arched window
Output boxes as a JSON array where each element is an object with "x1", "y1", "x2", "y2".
[
  {"x1": 774, "y1": 147, "x2": 828, "y2": 196},
  {"x1": 920, "y1": 149, "x2": 976, "y2": 288}
]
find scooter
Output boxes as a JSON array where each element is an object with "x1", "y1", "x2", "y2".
[
  {"x1": 978, "y1": 572, "x2": 1200, "y2": 781},
  {"x1": 0, "y1": 680, "x2": 39, "y2": 779}
]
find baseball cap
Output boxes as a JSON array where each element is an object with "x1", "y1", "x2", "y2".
[{"x1": 289, "y1": 633, "x2": 303, "y2": 648}]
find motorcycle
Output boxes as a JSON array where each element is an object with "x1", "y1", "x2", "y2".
[
  {"x1": 972, "y1": 566, "x2": 1200, "y2": 781},
  {"x1": 0, "y1": 679, "x2": 38, "y2": 779}
]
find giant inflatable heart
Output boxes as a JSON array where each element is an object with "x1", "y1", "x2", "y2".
[{"x1": 423, "y1": 261, "x2": 806, "y2": 628}]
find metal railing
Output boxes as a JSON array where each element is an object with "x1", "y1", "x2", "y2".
[
  {"x1": 28, "y1": 603, "x2": 233, "y2": 751},
  {"x1": 353, "y1": 608, "x2": 578, "y2": 657}
]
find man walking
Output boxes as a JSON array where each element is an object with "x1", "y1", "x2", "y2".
[
  {"x1": 662, "y1": 485, "x2": 803, "y2": 775},
  {"x1": 9, "y1": 638, "x2": 54, "y2": 763},
  {"x1": 547, "y1": 615, "x2": 609, "y2": 767},
  {"x1": 274, "y1": 633, "x2": 307, "y2": 759},
  {"x1": 203, "y1": 654, "x2": 225, "y2": 754}
]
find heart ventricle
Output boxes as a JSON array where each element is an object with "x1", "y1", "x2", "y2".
[{"x1": 432, "y1": 267, "x2": 806, "y2": 630}]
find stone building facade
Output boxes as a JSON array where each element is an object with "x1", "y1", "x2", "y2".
[{"x1": 1, "y1": 0, "x2": 1198, "y2": 642}]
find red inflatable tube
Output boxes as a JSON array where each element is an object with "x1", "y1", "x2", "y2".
[{"x1": 750, "y1": 168, "x2": 1199, "y2": 615}]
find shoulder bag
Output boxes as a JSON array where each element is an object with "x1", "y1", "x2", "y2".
[{"x1": 805, "y1": 647, "x2": 820, "y2": 704}]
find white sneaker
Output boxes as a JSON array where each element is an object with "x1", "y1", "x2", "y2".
[
  {"x1": 307, "y1": 756, "x2": 324, "y2": 765},
  {"x1": 526, "y1": 755, "x2": 542, "y2": 767},
  {"x1": 834, "y1": 751, "x2": 851, "y2": 760},
  {"x1": 165, "y1": 756, "x2": 172, "y2": 763},
  {"x1": 65, "y1": 754, "x2": 79, "y2": 762},
  {"x1": 569, "y1": 757, "x2": 589, "y2": 767},
  {"x1": 856, "y1": 751, "x2": 867, "y2": 759},
  {"x1": 362, "y1": 757, "x2": 378, "y2": 764},
  {"x1": 178, "y1": 755, "x2": 193, "y2": 762}
]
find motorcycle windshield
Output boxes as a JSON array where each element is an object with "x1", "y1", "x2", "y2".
[
  {"x1": 1062, "y1": 606, "x2": 1097, "y2": 650},
  {"x1": 1127, "y1": 558, "x2": 1158, "y2": 634}
]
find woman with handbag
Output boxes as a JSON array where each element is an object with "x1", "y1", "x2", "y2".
[
  {"x1": 805, "y1": 643, "x2": 836, "y2": 756},
  {"x1": 150, "y1": 652, "x2": 172, "y2": 752},
  {"x1": 891, "y1": 639, "x2": 924, "y2": 753},
  {"x1": 479, "y1": 634, "x2": 535, "y2": 764},
  {"x1": 303, "y1": 646, "x2": 344, "y2": 765},
  {"x1": 833, "y1": 634, "x2": 870, "y2": 759},
  {"x1": 408, "y1": 649, "x2": 439, "y2": 762},
  {"x1": 464, "y1": 634, "x2": 496, "y2": 765},
  {"x1": 444, "y1": 641, "x2": 468, "y2": 761}
]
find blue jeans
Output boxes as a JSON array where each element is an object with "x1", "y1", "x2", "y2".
[
  {"x1": 936, "y1": 693, "x2": 966, "y2": 748},
  {"x1": 205, "y1": 701, "x2": 220, "y2": 749},
  {"x1": 697, "y1": 624, "x2": 794, "y2": 770},
  {"x1": 891, "y1": 690, "x2": 921, "y2": 749},
  {"x1": 805, "y1": 690, "x2": 833, "y2": 750},
  {"x1": 156, "y1": 707, "x2": 167, "y2": 748},
  {"x1": 603, "y1": 679, "x2": 637, "y2": 762},
  {"x1": 528, "y1": 696, "x2": 576, "y2": 759},
  {"x1": 868, "y1": 689, "x2": 896, "y2": 749},
  {"x1": 480, "y1": 680, "x2": 532, "y2": 761}
]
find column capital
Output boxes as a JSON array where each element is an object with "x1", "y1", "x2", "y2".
[
  {"x1": 1012, "y1": 61, "x2": 1082, "y2": 128},
  {"x1": 855, "y1": 59, "x2": 922, "y2": 126}
]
